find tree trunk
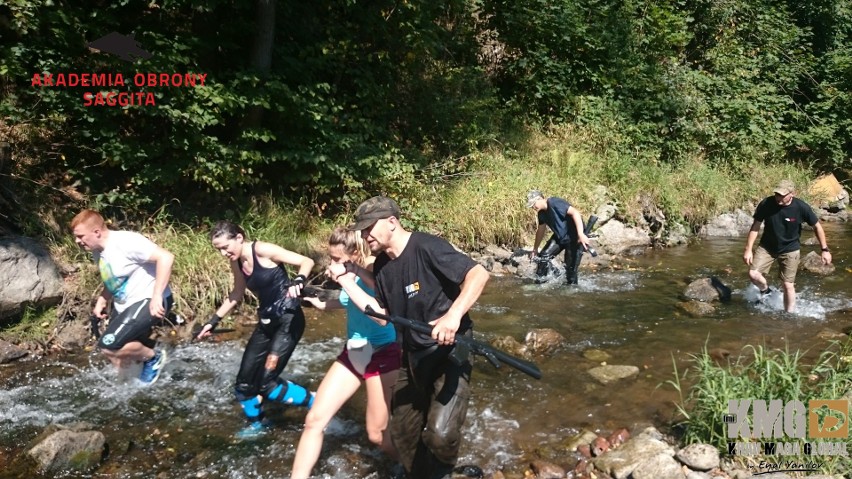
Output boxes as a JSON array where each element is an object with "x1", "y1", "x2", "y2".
[{"x1": 245, "y1": 0, "x2": 276, "y2": 129}]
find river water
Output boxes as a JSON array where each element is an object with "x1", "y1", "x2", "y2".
[{"x1": 1, "y1": 223, "x2": 849, "y2": 478}]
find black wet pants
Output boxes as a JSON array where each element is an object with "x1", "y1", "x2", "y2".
[
  {"x1": 536, "y1": 235, "x2": 583, "y2": 284},
  {"x1": 391, "y1": 344, "x2": 472, "y2": 479},
  {"x1": 234, "y1": 307, "x2": 305, "y2": 400}
]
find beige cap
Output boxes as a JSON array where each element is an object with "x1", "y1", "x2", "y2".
[{"x1": 773, "y1": 180, "x2": 795, "y2": 196}]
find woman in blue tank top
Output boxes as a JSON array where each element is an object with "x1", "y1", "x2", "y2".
[
  {"x1": 291, "y1": 227, "x2": 400, "y2": 478},
  {"x1": 197, "y1": 221, "x2": 316, "y2": 439}
]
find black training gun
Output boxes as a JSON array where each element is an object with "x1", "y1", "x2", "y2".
[
  {"x1": 584, "y1": 215, "x2": 599, "y2": 257},
  {"x1": 364, "y1": 306, "x2": 542, "y2": 380},
  {"x1": 190, "y1": 324, "x2": 237, "y2": 342}
]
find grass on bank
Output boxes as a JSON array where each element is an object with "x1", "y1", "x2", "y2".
[
  {"x1": 666, "y1": 342, "x2": 852, "y2": 475},
  {"x1": 1, "y1": 305, "x2": 58, "y2": 343},
  {"x1": 411, "y1": 126, "x2": 818, "y2": 250}
]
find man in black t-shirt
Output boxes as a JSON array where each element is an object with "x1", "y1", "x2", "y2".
[
  {"x1": 527, "y1": 189, "x2": 591, "y2": 284},
  {"x1": 743, "y1": 180, "x2": 832, "y2": 312},
  {"x1": 339, "y1": 196, "x2": 490, "y2": 479}
]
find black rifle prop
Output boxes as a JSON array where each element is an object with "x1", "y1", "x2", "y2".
[
  {"x1": 191, "y1": 324, "x2": 237, "y2": 342},
  {"x1": 90, "y1": 315, "x2": 102, "y2": 339},
  {"x1": 364, "y1": 306, "x2": 542, "y2": 380},
  {"x1": 584, "y1": 215, "x2": 599, "y2": 257}
]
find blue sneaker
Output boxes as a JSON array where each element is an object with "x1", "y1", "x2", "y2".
[
  {"x1": 139, "y1": 349, "x2": 167, "y2": 384},
  {"x1": 235, "y1": 420, "x2": 269, "y2": 440}
]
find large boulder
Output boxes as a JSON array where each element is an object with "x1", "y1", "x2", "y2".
[
  {"x1": 809, "y1": 174, "x2": 848, "y2": 210},
  {"x1": 801, "y1": 251, "x2": 835, "y2": 275},
  {"x1": 0, "y1": 235, "x2": 64, "y2": 320},
  {"x1": 595, "y1": 220, "x2": 651, "y2": 256},
  {"x1": 26, "y1": 423, "x2": 106, "y2": 473},
  {"x1": 699, "y1": 210, "x2": 754, "y2": 237}
]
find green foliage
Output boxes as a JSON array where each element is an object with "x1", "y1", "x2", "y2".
[
  {"x1": 483, "y1": 0, "x2": 852, "y2": 169},
  {"x1": 1, "y1": 0, "x2": 501, "y2": 216},
  {"x1": 666, "y1": 342, "x2": 852, "y2": 474}
]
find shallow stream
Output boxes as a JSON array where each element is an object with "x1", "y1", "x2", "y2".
[{"x1": 1, "y1": 223, "x2": 849, "y2": 478}]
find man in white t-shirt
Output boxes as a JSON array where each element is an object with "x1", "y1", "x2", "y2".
[{"x1": 71, "y1": 209, "x2": 175, "y2": 384}]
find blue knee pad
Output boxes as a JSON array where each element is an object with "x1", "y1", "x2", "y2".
[
  {"x1": 239, "y1": 396, "x2": 263, "y2": 422},
  {"x1": 267, "y1": 380, "x2": 313, "y2": 408}
]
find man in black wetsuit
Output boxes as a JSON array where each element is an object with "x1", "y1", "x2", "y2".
[{"x1": 527, "y1": 190, "x2": 591, "y2": 284}]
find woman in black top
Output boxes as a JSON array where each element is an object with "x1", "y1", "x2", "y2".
[{"x1": 197, "y1": 221, "x2": 315, "y2": 438}]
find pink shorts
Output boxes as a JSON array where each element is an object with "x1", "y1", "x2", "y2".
[{"x1": 337, "y1": 341, "x2": 401, "y2": 379}]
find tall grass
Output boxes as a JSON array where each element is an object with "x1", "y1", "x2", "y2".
[
  {"x1": 666, "y1": 342, "x2": 852, "y2": 474},
  {"x1": 412, "y1": 125, "x2": 816, "y2": 250}
]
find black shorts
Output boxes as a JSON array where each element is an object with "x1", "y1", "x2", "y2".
[{"x1": 98, "y1": 296, "x2": 173, "y2": 350}]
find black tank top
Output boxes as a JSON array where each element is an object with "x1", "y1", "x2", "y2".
[{"x1": 240, "y1": 242, "x2": 292, "y2": 312}]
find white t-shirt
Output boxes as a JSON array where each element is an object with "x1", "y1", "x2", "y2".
[{"x1": 94, "y1": 230, "x2": 171, "y2": 313}]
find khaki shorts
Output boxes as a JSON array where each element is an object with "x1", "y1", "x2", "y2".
[{"x1": 751, "y1": 246, "x2": 800, "y2": 283}]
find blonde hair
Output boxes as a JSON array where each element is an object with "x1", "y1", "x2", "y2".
[
  {"x1": 328, "y1": 227, "x2": 370, "y2": 267},
  {"x1": 70, "y1": 209, "x2": 106, "y2": 230}
]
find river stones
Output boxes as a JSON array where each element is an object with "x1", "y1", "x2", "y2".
[{"x1": 587, "y1": 364, "x2": 640, "y2": 385}]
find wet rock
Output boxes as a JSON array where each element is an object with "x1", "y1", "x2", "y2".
[
  {"x1": 27, "y1": 425, "x2": 106, "y2": 473},
  {"x1": 491, "y1": 335, "x2": 527, "y2": 358},
  {"x1": 0, "y1": 339, "x2": 27, "y2": 363},
  {"x1": 582, "y1": 348, "x2": 610, "y2": 362},
  {"x1": 452, "y1": 464, "x2": 484, "y2": 478},
  {"x1": 529, "y1": 459, "x2": 565, "y2": 479},
  {"x1": 591, "y1": 436, "x2": 610, "y2": 456},
  {"x1": 484, "y1": 471, "x2": 505, "y2": 479},
  {"x1": 509, "y1": 251, "x2": 538, "y2": 278},
  {"x1": 662, "y1": 222, "x2": 689, "y2": 247},
  {"x1": 708, "y1": 348, "x2": 731, "y2": 363},
  {"x1": 592, "y1": 427, "x2": 675, "y2": 479},
  {"x1": 587, "y1": 365, "x2": 640, "y2": 385},
  {"x1": 606, "y1": 428, "x2": 630, "y2": 448},
  {"x1": 0, "y1": 235, "x2": 64, "y2": 320},
  {"x1": 801, "y1": 251, "x2": 835, "y2": 275},
  {"x1": 483, "y1": 245, "x2": 512, "y2": 262},
  {"x1": 563, "y1": 429, "x2": 599, "y2": 453},
  {"x1": 573, "y1": 458, "x2": 591, "y2": 476},
  {"x1": 631, "y1": 452, "x2": 685, "y2": 479},
  {"x1": 818, "y1": 209, "x2": 849, "y2": 222},
  {"x1": 676, "y1": 300, "x2": 716, "y2": 317},
  {"x1": 524, "y1": 328, "x2": 565, "y2": 356},
  {"x1": 675, "y1": 443, "x2": 719, "y2": 471},
  {"x1": 683, "y1": 277, "x2": 730, "y2": 302},
  {"x1": 815, "y1": 328, "x2": 846, "y2": 341}
]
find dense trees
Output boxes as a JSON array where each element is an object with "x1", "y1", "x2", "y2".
[{"x1": 1, "y1": 0, "x2": 848, "y2": 219}]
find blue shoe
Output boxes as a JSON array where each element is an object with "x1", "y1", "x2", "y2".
[
  {"x1": 139, "y1": 349, "x2": 167, "y2": 384},
  {"x1": 235, "y1": 420, "x2": 269, "y2": 440}
]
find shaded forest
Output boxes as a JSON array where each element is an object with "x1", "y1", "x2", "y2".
[{"x1": 1, "y1": 0, "x2": 849, "y2": 231}]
